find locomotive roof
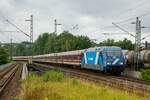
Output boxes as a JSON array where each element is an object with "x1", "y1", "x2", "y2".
[{"x1": 86, "y1": 46, "x2": 121, "y2": 51}]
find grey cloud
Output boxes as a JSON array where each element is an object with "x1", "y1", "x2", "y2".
[{"x1": 0, "y1": 0, "x2": 150, "y2": 43}]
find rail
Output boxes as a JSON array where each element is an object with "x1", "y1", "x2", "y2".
[{"x1": 0, "y1": 63, "x2": 21, "y2": 94}]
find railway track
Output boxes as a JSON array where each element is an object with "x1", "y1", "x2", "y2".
[
  {"x1": 0, "y1": 63, "x2": 23, "y2": 98},
  {"x1": 30, "y1": 63, "x2": 150, "y2": 96},
  {"x1": 113, "y1": 75, "x2": 150, "y2": 86},
  {"x1": 0, "y1": 63, "x2": 17, "y2": 78}
]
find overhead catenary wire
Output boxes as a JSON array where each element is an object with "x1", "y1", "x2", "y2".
[
  {"x1": 111, "y1": 0, "x2": 150, "y2": 18},
  {"x1": 127, "y1": 0, "x2": 150, "y2": 10},
  {"x1": 0, "y1": 34, "x2": 8, "y2": 43},
  {"x1": 115, "y1": 17, "x2": 135, "y2": 24},
  {"x1": 141, "y1": 32, "x2": 150, "y2": 40},
  {"x1": 112, "y1": 22, "x2": 135, "y2": 37},
  {"x1": 115, "y1": 11, "x2": 150, "y2": 25},
  {"x1": 0, "y1": 30, "x2": 20, "y2": 32},
  {"x1": 0, "y1": 29, "x2": 6, "y2": 34},
  {"x1": 5, "y1": 19, "x2": 30, "y2": 37},
  {"x1": 111, "y1": 0, "x2": 150, "y2": 24},
  {"x1": 110, "y1": 13, "x2": 150, "y2": 43},
  {"x1": 0, "y1": 22, "x2": 28, "y2": 43},
  {"x1": 1, "y1": 16, "x2": 30, "y2": 37},
  {"x1": 112, "y1": 21, "x2": 150, "y2": 41},
  {"x1": 139, "y1": 12, "x2": 150, "y2": 18},
  {"x1": 0, "y1": 31, "x2": 25, "y2": 43}
]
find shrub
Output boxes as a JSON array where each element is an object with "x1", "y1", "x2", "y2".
[
  {"x1": 141, "y1": 69, "x2": 150, "y2": 80},
  {"x1": 42, "y1": 70, "x2": 64, "y2": 82}
]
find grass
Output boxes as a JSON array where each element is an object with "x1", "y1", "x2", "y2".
[
  {"x1": 43, "y1": 70, "x2": 64, "y2": 82},
  {"x1": 141, "y1": 69, "x2": 150, "y2": 80},
  {"x1": 17, "y1": 70, "x2": 150, "y2": 100}
]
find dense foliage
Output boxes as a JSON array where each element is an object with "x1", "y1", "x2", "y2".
[
  {"x1": 0, "y1": 48, "x2": 9, "y2": 65},
  {"x1": 32, "y1": 31, "x2": 94, "y2": 55}
]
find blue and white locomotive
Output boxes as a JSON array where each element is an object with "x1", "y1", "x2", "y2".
[{"x1": 81, "y1": 46, "x2": 125, "y2": 73}]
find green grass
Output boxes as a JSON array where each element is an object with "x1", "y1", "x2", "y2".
[
  {"x1": 141, "y1": 69, "x2": 150, "y2": 80},
  {"x1": 43, "y1": 70, "x2": 64, "y2": 82},
  {"x1": 18, "y1": 70, "x2": 150, "y2": 100}
]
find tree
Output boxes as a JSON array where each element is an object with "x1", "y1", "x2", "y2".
[
  {"x1": 44, "y1": 33, "x2": 57, "y2": 53},
  {"x1": 98, "y1": 38, "x2": 134, "y2": 50},
  {"x1": 75, "y1": 36, "x2": 93, "y2": 49},
  {"x1": 57, "y1": 31, "x2": 76, "y2": 51},
  {"x1": 0, "y1": 48, "x2": 9, "y2": 65},
  {"x1": 116, "y1": 38, "x2": 134, "y2": 50},
  {"x1": 33, "y1": 33, "x2": 49, "y2": 54},
  {"x1": 12, "y1": 42, "x2": 31, "y2": 56},
  {"x1": 32, "y1": 31, "x2": 94, "y2": 53},
  {"x1": 99, "y1": 39, "x2": 115, "y2": 46}
]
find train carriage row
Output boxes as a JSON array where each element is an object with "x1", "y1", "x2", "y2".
[{"x1": 13, "y1": 47, "x2": 150, "y2": 73}]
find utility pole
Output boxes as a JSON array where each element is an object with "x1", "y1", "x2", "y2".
[
  {"x1": 25, "y1": 15, "x2": 33, "y2": 63},
  {"x1": 0, "y1": 31, "x2": 19, "y2": 60},
  {"x1": 54, "y1": 19, "x2": 61, "y2": 34},
  {"x1": 112, "y1": 17, "x2": 141, "y2": 71},
  {"x1": 134, "y1": 17, "x2": 141, "y2": 70},
  {"x1": 3, "y1": 17, "x2": 32, "y2": 59},
  {"x1": 113, "y1": 17, "x2": 150, "y2": 71},
  {"x1": 10, "y1": 38, "x2": 13, "y2": 61},
  {"x1": 54, "y1": 19, "x2": 57, "y2": 33}
]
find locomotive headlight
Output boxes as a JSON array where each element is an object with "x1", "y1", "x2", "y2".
[
  {"x1": 120, "y1": 62, "x2": 123, "y2": 65},
  {"x1": 107, "y1": 62, "x2": 111, "y2": 65}
]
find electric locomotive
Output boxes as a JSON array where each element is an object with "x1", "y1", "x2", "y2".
[{"x1": 81, "y1": 46, "x2": 125, "y2": 73}]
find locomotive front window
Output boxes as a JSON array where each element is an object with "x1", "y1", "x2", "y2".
[{"x1": 106, "y1": 51, "x2": 121, "y2": 57}]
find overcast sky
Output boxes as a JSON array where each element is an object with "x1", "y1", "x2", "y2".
[{"x1": 0, "y1": 0, "x2": 150, "y2": 43}]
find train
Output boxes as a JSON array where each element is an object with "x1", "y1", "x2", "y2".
[
  {"x1": 13, "y1": 46, "x2": 125, "y2": 74},
  {"x1": 123, "y1": 50, "x2": 150, "y2": 68}
]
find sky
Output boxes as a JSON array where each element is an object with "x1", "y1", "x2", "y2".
[{"x1": 0, "y1": 0, "x2": 150, "y2": 43}]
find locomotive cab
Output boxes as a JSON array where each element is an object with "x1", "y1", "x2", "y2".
[{"x1": 103, "y1": 47, "x2": 125, "y2": 72}]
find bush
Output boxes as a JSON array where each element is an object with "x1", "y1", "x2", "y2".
[
  {"x1": 141, "y1": 69, "x2": 150, "y2": 80},
  {"x1": 42, "y1": 70, "x2": 64, "y2": 82}
]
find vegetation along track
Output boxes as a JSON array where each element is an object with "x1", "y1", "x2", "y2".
[
  {"x1": 30, "y1": 63, "x2": 150, "y2": 96},
  {"x1": 0, "y1": 63, "x2": 23, "y2": 99}
]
